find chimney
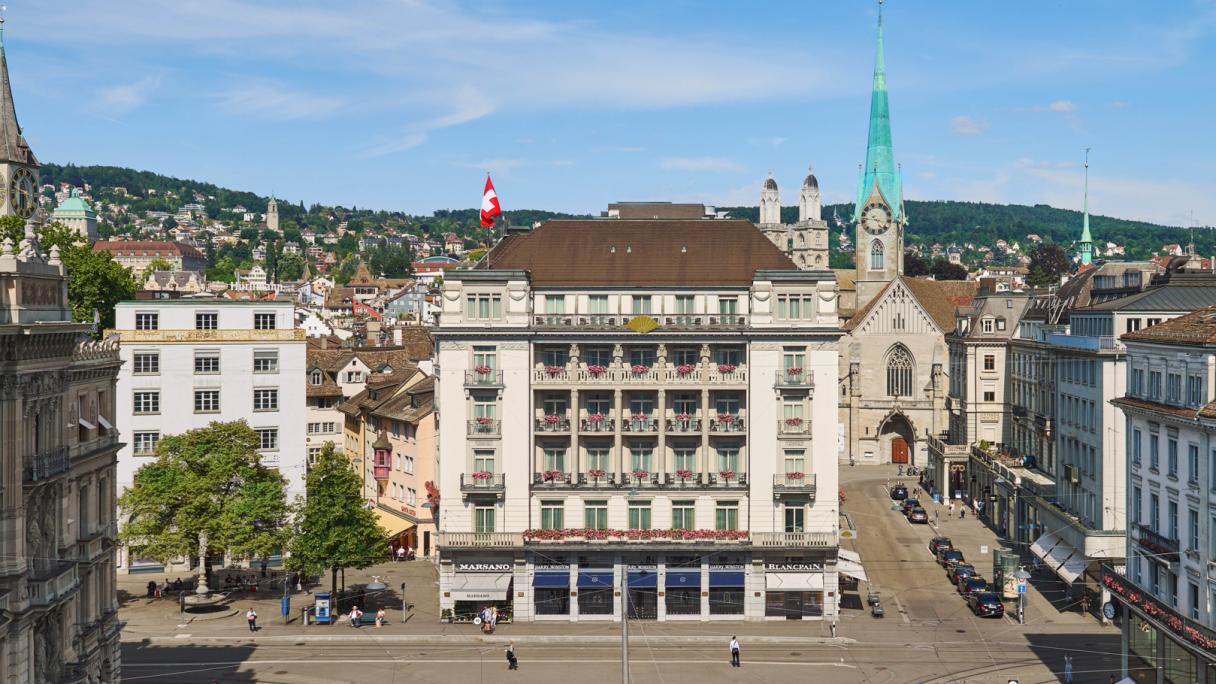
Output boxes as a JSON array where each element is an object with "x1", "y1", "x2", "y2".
[{"x1": 321, "y1": 336, "x2": 328, "y2": 350}]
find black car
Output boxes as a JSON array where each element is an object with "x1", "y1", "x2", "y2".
[
  {"x1": 928, "y1": 537, "x2": 953, "y2": 555},
  {"x1": 908, "y1": 507, "x2": 929, "y2": 524},
  {"x1": 890, "y1": 484, "x2": 908, "y2": 500},
  {"x1": 967, "y1": 592, "x2": 1005, "y2": 617},
  {"x1": 937, "y1": 548, "x2": 965, "y2": 568},
  {"x1": 948, "y1": 564, "x2": 977, "y2": 584},
  {"x1": 958, "y1": 576, "x2": 988, "y2": 597},
  {"x1": 901, "y1": 499, "x2": 921, "y2": 516}
]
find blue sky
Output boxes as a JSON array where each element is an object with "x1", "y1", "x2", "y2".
[{"x1": 7, "y1": 0, "x2": 1215, "y2": 225}]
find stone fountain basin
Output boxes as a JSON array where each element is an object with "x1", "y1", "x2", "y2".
[{"x1": 182, "y1": 592, "x2": 229, "y2": 608}]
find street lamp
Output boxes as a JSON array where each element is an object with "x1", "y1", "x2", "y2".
[{"x1": 1013, "y1": 567, "x2": 1031, "y2": 625}]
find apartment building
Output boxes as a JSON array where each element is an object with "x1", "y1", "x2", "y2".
[
  {"x1": 1113, "y1": 307, "x2": 1216, "y2": 681},
  {"x1": 112, "y1": 299, "x2": 306, "y2": 572},
  {"x1": 434, "y1": 219, "x2": 844, "y2": 623},
  {"x1": 1, "y1": 232, "x2": 123, "y2": 683}
]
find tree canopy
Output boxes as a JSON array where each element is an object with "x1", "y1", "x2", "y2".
[{"x1": 1027, "y1": 243, "x2": 1072, "y2": 287}]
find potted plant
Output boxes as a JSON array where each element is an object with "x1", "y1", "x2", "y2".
[
  {"x1": 673, "y1": 412, "x2": 692, "y2": 423},
  {"x1": 544, "y1": 364, "x2": 565, "y2": 376},
  {"x1": 474, "y1": 365, "x2": 493, "y2": 375},
  {"x1": 717, "y1": 363, "x2": 737, "y2": 374},
  {"x1": 472, "y1": 470, "x2": 493, "y2": 481},
  {"x1": 543, "y1": 414, "x2": 563, "y2": 426},
  {"x1": 719, "y1": 469, "x2": 736, "y2": 481},
  {"x1": 784, "y1": 417, "x2": 804, "y2": 427},
  {"x1": 441, "y1": 608, "x2": 453, "y2": 623},
  {"x1": 785, "y1": 471, "x2": 805, "y2": 481},
  {"x1": 587, "y1": 364, "x2": 609, "y2": 376},
  {"x1": 631, "y1": 364, "x2": 650, "y2": 375},
  {"x1": 785, "y1": 366, "x2": 803, "y2": 379},
  {"x1": 542, "y1": 469, "x2": 564, "y2": 482},
  {"x1": 588, "y1": 468, "x2": 606, "y2": 480},
  {"x1": 675, "y1": 468, "x2": 694, "y2": 480},
  {"x1": 675, "y1": 363, "x2": 696, "y2": 376},
  {"x1": 587, "y1": 413, "x2": 606, "y2": 425},
  {"x1": 631, "y1": 469, "x2": 650, "y2": 481}
]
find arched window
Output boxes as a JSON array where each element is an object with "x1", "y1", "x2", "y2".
[
  {"x1": 870, "y1": 240, "x2": 884, "y2": 270},
  {"x1": 886, "y1": 345, "x2": 914, "y2": 397},
  {"x1": 310, "y1": 369, "x2": 323, "y2": 386}
]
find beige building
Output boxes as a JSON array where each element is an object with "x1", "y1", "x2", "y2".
[
  {"x1": 92, "y1": 240, "x2": 206, "y2": 274},
  {"x1": 1, "y1": 226, "x2": 123, "y2": 683}
]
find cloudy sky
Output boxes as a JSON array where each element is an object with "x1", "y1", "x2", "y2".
[{"x1": 8, "y1": 0, "x2": 1215, "y2": 225}]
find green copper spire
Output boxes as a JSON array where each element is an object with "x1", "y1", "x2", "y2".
[
  {"x1": 1079, "y1": 148, "x2": 1093, "y2": 266},
  {"x1": 854, "y1": 0, "x2": 903, "y2": 223}
]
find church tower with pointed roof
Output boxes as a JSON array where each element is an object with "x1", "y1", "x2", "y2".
[
  {"x1": 854, "y1": 1, "x2": 904, "y2": 304},
  {"x1": 1078, "y1": 150, "x2": 1093, "y2": 266},
  {"x1": 0, "y1": 17, "x2": 38, "y2": 222}
]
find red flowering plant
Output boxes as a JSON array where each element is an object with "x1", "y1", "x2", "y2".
[
  {"x1": 522, "y1": 528, "x2": 750, "y2": 542},
  {"x1": 543, "y1": 414, "x2": 563, "y2": 425},
  {"x1": 673, "y1": 413, "x2": 692, "y2": 422},
  {"x1": 631, "y1": 364, "x2": 650, "y2": 375},
  {"x1": 472, "y1": 470, "x2": 494, "y2": 480},
  {"x1": 784, "y1": 417, "x2": 804, "y2": 426},
  {"x1": 675, "y1": 468, "x2": 694, "y2": 479},
  {"x1": 587, "y1": 413, "x2": 606, "y2": 423},
  {"x1": 476, "y1": 416, "x2": 494, "y2": 425},
  {"x1": 474, "y1": 365, "x2": 493, "y2": 375},
  {"x1": 785, "y1": 366, "x2": 803, "y2": 376},
  {"x1": 588, "y1": 468, "x2": 606, "y2": 478},
  {"x1": 631, "y1": 469, "x2": 650, "y2": 480},
  {"x1": 630, "y1": 413, "x2": 649, "y2": 423},
  {"x1": 544, "y1": 365, "x2": 566, "y2": 376},
  {"x1": 542, "y1": 470, "x2": 564, "y2": 481},
  {"x1": 785, "y1": 471, "x2": 806, "y2": 480},
  {"x1": 717, "y1": 363, "x2": 737, "y2": 374},
  {"x1": 719, "y1": 469, "x2": 736, "y2": 479},
  {"x1": 587, "y1": 364, "x2": 609, "y2": 376},
  {"x1": 675, "y1": 363, "x2": 696, "y2": 376},
  {"x1": 716, "y1": 413, "x2": 737, "y2": 423}
]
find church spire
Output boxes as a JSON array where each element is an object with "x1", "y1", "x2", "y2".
[
  {"x1": 854, "y1": 0, "x2": 901, "y2": 223},
  {"x1": 0, "y1": 13, "x2": 36, "y2": 167},
  {"x1": 1079, "y1": 148, "x2": 1093, "y2": 266}
]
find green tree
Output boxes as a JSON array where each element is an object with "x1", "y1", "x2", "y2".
[
  {"x1": 368, "y1": 244, "x2": 414, "y2": 278},
  {"x1": 286, "y1": 443, "x2": 386, "y2": 593},
  {"x1": 118, "y1": 421, "x2": 290, "y2": 591},
  {"x1": 278, "y1": 251, "x2": 305, "y2": 281},
  {"x1": 206, "y1": 255, "x2": 238, "y2": 283},
  {"x1": 930, "y1": 259, "x2": 968, "y2": 281},
  {"x1": 904, "y1": 250, "x2": 930, "y2": 277},
  {"x1": 142, "y1": 257, "x2": 174, "y2": 280},
  {"x1": 1027, "y1": 243, "x2": 1072, "y2": 287}
]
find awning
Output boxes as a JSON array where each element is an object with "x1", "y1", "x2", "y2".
[
  {"x1": 97, "y1": 415, "x2": 113, "y2": 430},
  {"x1": 627, "y1": 571, "x2": 657, "y2": 589},
  {"x1": 533, "y1": 572, "x2": 570, "y2": 588},
  {"x1": 373, "y1": 508, "x2": 416, "y2": 538},
  {"x1": 766, "y1": 572, "x2": 824, "y2": 591},
  {"x1": 665, "y1": 570, "x2": 701, "y2": 588},
  {"x1": 837, "y1": 557, "x2": 869, "y2": 583},
  {"x1": 838, "y1": 549, "x2": 861, "y2": 563},
  {"x1": 577, "y1": 572, "x2": 614, "y2": 589},
  {"x1": 1030, "y1": 531, "x2": 1061, "y2": 561},
  {"x1": 450, "y1": 572, "x2": 512, "y2": 602},
  {"x1": 709, "y1": 571, "x2": 746, "y2": 586},
  {"x1": 1057, "y1": 550, "x2": 1089, "y2": 585},
  {"x1": 1044, "y1": 539, "x2": 1075, "y2": 572},
  {"x1": 78, "y1": 417, "x2": 96, "y2": 430}
]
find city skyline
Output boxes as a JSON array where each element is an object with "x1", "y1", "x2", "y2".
[{"x1": 5, "y1": 0, "x2": 1214, "y2": 225}]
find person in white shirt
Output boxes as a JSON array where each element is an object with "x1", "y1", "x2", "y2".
[
  {"x1": 349, "y1": 606, "x2": 363, "y2": 628},
  {"x1": 729, "y1": 636, "x2": 740, "y2": 667},
  {"x1": 396, "y1": 546, "x2": 406, "y2": 562},
  {"x1": 246, "y1": 608, "x2": 257, "y2": 632}
]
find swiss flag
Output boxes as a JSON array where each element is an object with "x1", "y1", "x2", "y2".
[{"x1": 480, "y1": 175, "x2": 502, "y2": 227}]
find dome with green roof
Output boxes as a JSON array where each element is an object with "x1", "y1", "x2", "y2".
[{"x1": 53, "y1": 188, "x2": 96, "y2": 219}]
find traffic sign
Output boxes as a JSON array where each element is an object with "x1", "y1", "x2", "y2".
[{"x1": 1017, "y1": 583, "x2": 1027, "y2": 594}]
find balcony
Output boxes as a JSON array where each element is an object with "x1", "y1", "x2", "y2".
[
  {"x1": 460, "y1": 472, "x2": 505, "y2": 500},
  {"x1": 621, "y1": 366, "x2": 662, "y2": 384},
  {"x1": 622, "y1": 417, "x2": 659, "y2": 433},
  {"x1": 778, "y1": 418, "x2": 811, "y2": 437},
  {"x1": 374, "y1": 465, "x2": 391, "y2": 480},
  {"x1": 523, "y1": 529, "x2": 751, "y2": 545},
  {"x1": 666, "y1": 365, "x2": 705, "y2": 383},
  {"x1": 706, "y1": 472, "x2": 748, "y2": 488},
  {"x1": 534, "y1": 471, "x2": 574, "y2": 486},
  {"x1": 775, "y1": 369, "x2": 812, "y2": 389},
  {"x1": 532, "y1": 365, "x2": 571, "y2": 383},
  {"x1": 77, "y1": 529, "x2": 108, "y2": 563},
  {"x1": 72, "y1": 432, "x2": 120, "y2": 462},
  {"x1": 467, "y1": 419, "x2": 502, "y2": 438},
  {"x1": 619, "y1": 471, "x2": 662, "y2": 487},
  {"x1": 464, "y1": 369, "x2": 503, "y2": 387},
  {"x1": 1134, "y1": 524, "x2": 1180, "y2": 563},
  {"x1": 535, "y1": 416, "x2": 571, "y2": 433},
  {"x1": 773, "y1": 473, "x2": 817, "y2": 498},
  {"x1": 25, "y1": 446, "x2": 69, "y2": 483},
  {"x1": 578, "y1": 471, "x2": 617, "y2": 487},
  {"x1": 666, "y1": 471, "x2": 705, "y2": 488},
  {"x1": 28, "y1": 562, "x2": 80, "y2": 606},
  {"x1": 666, "y1": 417, "x2": 702, "y2": 434},
  {"x1": 438, "y1": 532, "x2": 523, "y2": 548},
  {"x1": 661, "y1": 314, "x2": 750, "y2": 330},
  {"x1": 753, "y1": 531, "x2": 836, "y2": 548},
  {"x1": 580, "y1": 416, "x2": 616, "y2": 433},
  {"x1": 575, "y1": 365, "x2": 617, "y2": 383},
  {"x1": 709, "y1": 416, "x2": 746, "y2": 433},
  {"x1": 708, "y1": 364, "x2": 748, "y2": 383}
]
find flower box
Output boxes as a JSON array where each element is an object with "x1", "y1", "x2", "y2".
[
  {"x1": 542, "y1": 470, "x2": 564, "y2": 481},
  {"x1": 673, "y1": 413, "x2": 692, "y2": 422},
  {"x1": 675, "y1": 363, "x2": 696, "y2": 376},
  {"x1": 785, "y1": 367, "x2": 803, "y2": 375},
  {"x1": 543, "y1": 414, "x2": 563, "y2": 425},
  {"x1": 472, "y1": 470, "x2": 493, "y2": 481},
  {"x1": 630, "y1": 414, "x2": 649, "y2": 423},
  {"x1": 784, "y1": 417, "x2": 804, "y2": 426},
  {"x1": 717, "y1": 363, "x2": 737, "y2": 374},
  {"x1": 630, "y1": 364, "x2": 650, "y2": 375},
  {"x1": 631, "y1": 469, "x2": 650, "y2": 479},
  {"x1": 675, "y1": 469, "x2": 694, "y2": 479},
  {"x1": 544, "y1": 365, "x2": 566, "y2": 376},
  {"x1": 716, "y1": 413, "x2": 737, "y2": 423},
  {"x1": 474, "y1": 365, "x2": 493, "y2": 375},
  {"x1": 588, "y1": 468, "x2": 606, "y2": 478},
  {"x1": 719, "y1": 469, "x2": 736, "y2": 480},
  {"x1": 785, "y1": 471, "x2": 805, "y2": 480},
  {"x1": 522, "y1": 528, "x2": 750, "y2": 542},
  {"x1": 587, "y1": 364, "x2": 609, "y2": 376},
  {"x1": 587, "y1": 413, "x2": 606, "y2": 423},
  {"x1": 476, "y1": 416, "x2": 494, "y2": 425}
]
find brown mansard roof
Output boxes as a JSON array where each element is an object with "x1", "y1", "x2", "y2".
[
  {"x1": 1122, "y1": 305, "x2": 1216, "y2": 347},
  {"x1": 478, "y1": 219, "x2": 797, "y2": 286}
]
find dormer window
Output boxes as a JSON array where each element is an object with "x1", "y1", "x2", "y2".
[
  {"x1": 981, "y1": 318, "x2": 994, "y2": 334},
  {"x1": 310, "y1": 369, "x2": 323, "y2": 386}
]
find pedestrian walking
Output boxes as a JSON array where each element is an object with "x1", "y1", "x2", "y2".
[
  {"x1": 960, "y1": 508, "x2": 966, "y2": 519},
  {"x1": 829, "y1": 621, "x2": 837, "y2": 638},
  {"x1": 729, "y1": 636, "x2": 741, "y2": 668},
  {"x1": 375, "y1": 608, "x2": 385, "y2": 628},
  {"x1": 1063, "y1": 654, "x2": 1073, "y2": 683},
  {"x1": 505, "y1": 642, "x2": 519, "y2": 670},
  {"x1": 246, "y1": 608, "x2": 257, "y2": 632}
]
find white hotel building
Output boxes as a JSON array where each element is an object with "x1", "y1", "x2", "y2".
[
  {"x1": 434, "y1": 219, "x2": 845, "y2": 622},
  {"x1": 112, "y1": 299, "x2": 307, "y2": 572}
]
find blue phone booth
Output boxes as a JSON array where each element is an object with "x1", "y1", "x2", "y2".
[{"x1": 314, "y1": 591, "x2": 332, "y2": 624}]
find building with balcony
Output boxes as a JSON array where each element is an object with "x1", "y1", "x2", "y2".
[
  {"x1": 434, "y1": 218, "x2": 843, "y2": 623},
  {"x1": 2, "y1": 226, "x2": 123, "y2": 683},
  {"x1": 338, "y1": 368, "x2": 438, "y2": 557},
  {"x1": 111, "y1": 299, "x2": 307, "y2": 572},
  {"x1": 1111, "y1": 306, "x2": 1216, "y2": 681}
]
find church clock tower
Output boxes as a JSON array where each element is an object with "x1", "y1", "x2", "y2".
[
  {"x1": 0, "y1": 18, "x2": 38, "y2": 221},
  {"x1": 854, "y1": 1, "x2": 904, "y2": 305}
]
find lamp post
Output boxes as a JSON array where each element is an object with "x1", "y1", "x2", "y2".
[{"x1": 1013, "y1": 567, "x2": 1031, "y2": 625}]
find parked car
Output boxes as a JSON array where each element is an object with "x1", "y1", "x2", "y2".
[
  {"x1": 968, "y1": 592, "x2": 1005, "y2": 617},
  {"x1": 901, "y1": 499, "x2": 921, "y2": 516},
  {"x1": 937, "y1": 548, "x2": 965, "y2": 568},
  {"x1": 890, "y1": 484, "x2": 908, "y2": 500},
  {"x1": 958, "y1": 577, "x2": 988, "y2": 597},
  {"x1": 908, "y1": 507, "x2": 929, "y2": 524},
  {"x1": 928, "y1": 537, "x2": 953, "y2": 555},
  {"x1": 948, "y1": 564, "x2": 977, "y2": 585}
]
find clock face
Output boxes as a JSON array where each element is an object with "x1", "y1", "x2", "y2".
[
  {"x1": 862, "y1": 204, "x2": 890, "y2": 234},
  {"x1": 8, "y1": 167, "x2": 35, "y2": 219}
]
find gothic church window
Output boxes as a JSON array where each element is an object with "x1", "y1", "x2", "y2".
[
  {"x1": 870, "y1": 240, "x2": 884, "y2": 270},
  {"x1": 886, "y1": 345, "x2": 914, "y2": 397}
]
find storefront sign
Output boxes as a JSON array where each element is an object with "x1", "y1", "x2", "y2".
[
  {"x1": 764, "y1": 563, "x2": 823, "y2": 571},
  {"x1": 626, "y1": 564, "x2": 658, "y2": 571},
  {"x1": 534, "y1": 563, "x2": 571, "y2": 571},
  {"x1": 456, "y1": 562, "x2": 512, "y2": 572},
  {"x1": 1103, "y1": 566, "x2": 1216, "y2": 655},
  {"x1": 709, "y1": 564, "x2": 745, "y2": 570}
]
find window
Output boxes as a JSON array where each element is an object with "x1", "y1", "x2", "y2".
[
  {"x1": 135, "y1": 312, "x2": 159, "y2": 330},
  {"x1": 673, "y1": 392, "x2": 698, "y2": 415},
  {"x1": 1132, "y1": 486, "x2": 1142, "y2": 524},
  {"x1": 671, "y1": 348, "x2": 698, "y2": 367},
  {"x1": 132, "y1": 431, "x2": 160, "y2": 455},
  {"x1": 1169, "y1": 501, "x2": 1179, "y2": 541},
  {"x1": 1150, "y1": 432, "x2": 1160, "y2": 470},
  {"x1": 673, "y1": 448, "x2": 696, "y2": 473},
  {"x1": 307, "y1": 422, "x2": 337, "y2": 435},
  {"x1": 716, "y1": 446, "x2": 739, "y2": 472},
  {"x1": 256, "y1": 428, "x2": 278, "y2": 451},
  {"x1": 996, "y1": 318, "x2": 1007, "y2": 331},
  {"x1": 1150, "y1": 493, "x2": 1160, "y2": 531},
  {"x1": 344, "y1": 369, "x2": 365, "y2": 383},
  {"x1": 542, "y1": 395, "x2": 568, "y2": 417},
  {"x1": 466, "y1": 293, "x2": 503, "y2": 320},
  {"x1": 718, "y1": 297, "x2": 738, "y2": 316},
  {"x1": 474, "y1": 449, "x2": 496, "y2": 474},
  {"x1": 628, "y1": 348, "x2": 654, "y2": 368},
  {"x1": 715, "y1": 501, "x2": 739, "y2": 530},
  {"x1": 133, "y1": 352, "x2": 159, "y2": 375},
  {"x1": 543, "y1": 347, "x2": 570, "y2": 367},
  {"x1": 715, "y1": 348, "x2": 741, "y2": 367},
  {"x1": 983, "y1": 391, "x2": 996, "y2": 402},
  {"x1": 1167, "y1": 373, "x2": 1182, "y2": 404},
  {"x1": 1149, "y1": 371, "x2": 1162, "y2": 399},
  {"x1": 195, "y1": 312, "x2": 218, "y2": 330},
  {"x1": 473, "y1": 397, "x2": 496, "y2": 422},
  {"x1": 675, "y1": 295, "x2": 695, "y2": 315},
  {"x1": 540, "y1": 501, "x2": 564, "y2": 530},
  {"x1": 715, "y1": 395, "x2": 740, "y2": 416},
  {"x1": 1187, "y1": 375, "x2": 1205, "y2": 407},
  {"x1": 1168, "y1": 438, "x2": 1178, "y2": 477},
  {"x1": 545, "y1": 295, "x2": 566, "y2": 315},
  {"x1": 308, "y1": 446, "x2": 323, "y2": 464},
  {"x1": 310, "y1": 369, "x2": 323, "y2": 386},
  {"x1": 1127, "y1": 317, "x2": 1142, "y2": 333},
  {"x1": 1189, "y1": 444, "x2": 1200, "y2": 483},
  {"x1": 543, "y1": 447, "x2": 566, "y2": 472},
  {"x1": 982, "y1": 318, "x2": 994, "y2": 334},
  {"x1": 784, "y1": 506, "x2": 805, "y2": 533},
  {"x1": 253, "y1": 388, "x2": 279, "y2": 411},
  {"x1": 253, "y1": 312, "x2": 276, "y2": 330},
  {"x1": 253, "y1": 351, "x2": 279, "y2": 373},
  {"x1": 474, "y1": 507, "x2": 496, "y2": 533},
  {"x1": 776, "y1": 294, "x2": 813, "y2": 320},
  {"x1": 133, "y1": 391, "x2": 159, "y2": 414},
  {"x1": 886, "y1": 345, "x2": 913, "y2": 397},
  {"x1": 628, "y1": 502, "x2": 652, "y2": 529},
  {"x1": 1189, "y1": 509, "x2": 1199, "y2": 551},
  {"x1": 783, "y1": 449, "x2": 806, "y2": 474},
  {"x1": 584, "y1": 348, "x2": 612, "y2": 366},
  {"x1": 195, "y1": 352, "x2": 220, "y2": 374},
  {"x1": 585, "y1": 501, "x2": 608, "y2": 530},
  {"x1": 869, "y1": 240, "x2": 884, "y2": 270},
  {"x1": 1190, "y1": 582, "x2": 1200, "y2": 620},
  {"x1": 983, "y1": 355, "x2": 995, "y2": 371},
  {"x1": 630, "y1": 443, "x2": 653, "y2": 472},
  {"x1": 194, "y1": 389, "x2": 220, "y2": 413},
  {"x1": 672, "y1": 501, "x2": 695, "y2": 530},
  {"x1": 588, "y1": 295, "x2": 609, "y2": 315},
  {"x1": 473, "y1": 346, "x2": 497, "y2": 371},
  {"x1": 585, "y1": 447, "x2": 609, "y2": 473},
  {"x1": 1132, "y1": 429, "x2": 1142, "y2": 465},
  {"x1": 631, "y1": 295, "x2": 652, "y2": 315}
]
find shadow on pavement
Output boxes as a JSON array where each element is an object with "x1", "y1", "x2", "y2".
[
  {"x1": 1023, "y1": 632, "x2": 1122, "y2": 683},
  {"x1": 122, "y1": 642, "x2": 259, "y2": 684}
]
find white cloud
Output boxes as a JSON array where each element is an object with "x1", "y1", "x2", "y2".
[
  {"x1": 359, "y1": 89, "x2": 496, "y2": 158},
  {"x1": 95, "y1": 74, "x2": 162, "y2": 115},
  {"x1": 660, "y1": 157, "x2": 745, "y2": 173},
  {"x1": 1048, "y1": 99, "x2": 1076, "y2": 113},
  {"x1": 215, "y1": 81, "x2": 343, "y2": 121},
  {"x1": 950, "y1": 115, "x2": 989, "y2": 135}
]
